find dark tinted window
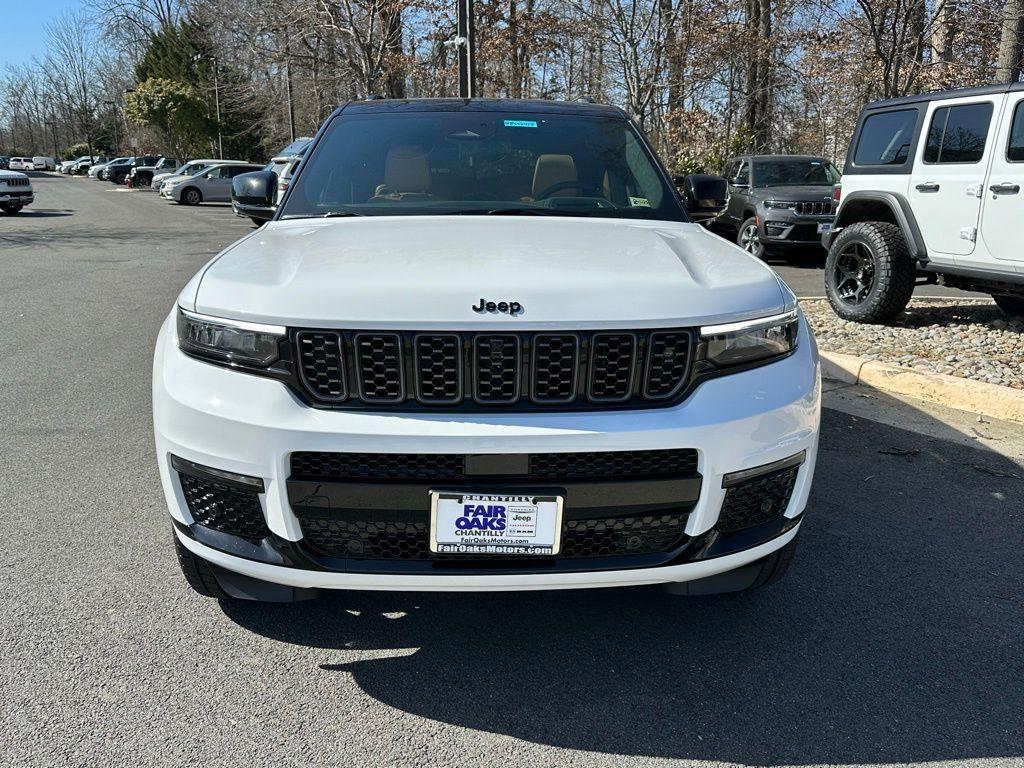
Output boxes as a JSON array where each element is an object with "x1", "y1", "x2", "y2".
[
  {"x1": 924, "y1": 103, "x2": 992, "y2": 163},
  {"x1": 734, "y1": 162, "x2": 749, "y2": 184},
  {"x1": 282, "y1": 111, "x2": 682, "y2": 221},
  {"x1": 853, "y1": 109, "x2": 918, "y2": 166},
  {"x1": 752, "y1": 159, "x2": 841, "y2": 186},
  {"x1": 1008, "y1": 101, "x2": 1024, "y2": 162}
]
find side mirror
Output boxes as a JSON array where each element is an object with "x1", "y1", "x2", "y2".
[
  {"x1": 232, "y1": 170, "x2": 278, "y2": 223},
  {"x1": 678, "y1": 174, "x2": 729, "y2": 222}
]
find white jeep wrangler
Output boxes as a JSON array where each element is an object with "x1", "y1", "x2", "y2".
[{"x1": 825, "y1": 83, "x2": 1024, "y2": 323}]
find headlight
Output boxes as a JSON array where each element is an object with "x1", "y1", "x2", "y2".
[
  {"x1": 700, "y1": 310, "x2": 798, "y2": 367},
  {"x1": 764, "y1": 200, "x2": 794, "y2": 210},
  {"x1": 176, "y1": 308, "x2": 285, "y2": 366}
]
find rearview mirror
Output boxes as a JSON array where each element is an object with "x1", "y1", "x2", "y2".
[
  {"x1": 677, "y1": 174, "x2": 729, "y2": 222},
  {"x1": 232, "y1": 170, "x2": 278, "y2": 223}
]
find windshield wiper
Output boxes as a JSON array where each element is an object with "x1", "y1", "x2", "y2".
[{"x1": 319, "y1": 211, "x2": 365, "y2": 218}]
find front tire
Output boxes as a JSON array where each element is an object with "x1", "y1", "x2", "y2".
[
  {"x1": 992, "y1": 294, "x2": 1024, "y2": 318},
  {"x1": 1, "y1": 203, "x2": 24, "y2": 214},
  {"x1": 825, "y1": 221, "x2": 915, "y2": 324},
  {"x1": 737, "y1": 216, "x2": 765, "y2": 259},
  {"x1": 180, "y1": 187, "x2": 202, "y2": 206}
]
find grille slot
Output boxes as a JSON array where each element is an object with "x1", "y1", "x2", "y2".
[
  {"x1": 528, "y1": 449, "x2": 698, "y2": 479},
  {"x1": 531, "y1": 334, "x2": 579, "y2": 403},
  {"x1": 296, "y1": 331, "x2": 347, "y2": 402},
  {"x1": 716, "y1": 465, "x2": 799, "y2": 533},
  {"x1": 644, "y1": 332, "x2": 691, "y2": 399},
  {"x1": 414, "y1": 334, "x2": 462, "y2": 404},
  {"x1": 178, "y1": 474, "x2": 269, "y2": 542},
  {"x1": 474, "y1": 334, "x2": 520, "y2": 404},
  {"x1": 588, "y1": 333, "x2": 637, "y2": 402},
  {"x1": 354, "y1": 333, "x2": 404, "y2": 403},
  {"x1": 289, "y1": 328, "x2": 696, "y2": 410},
  {"x1": 291, "y1": 452, "x2": 467, "y2": 481}
]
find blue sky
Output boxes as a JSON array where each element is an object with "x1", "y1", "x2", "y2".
[{"x1": 1, "y1": 0, "x2": 83, "y2": 69}]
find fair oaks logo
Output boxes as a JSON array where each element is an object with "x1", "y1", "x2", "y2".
[{"x1": 455, "y1": 503, "x2": 507, "y2": 531}]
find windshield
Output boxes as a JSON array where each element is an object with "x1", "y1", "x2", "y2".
[
  {"x1": 182, "y1": 163, "x2": 210, "y2": 176},
  {"x1": 281, "y1": 111, "x2": 683, "y2": 221},
  {"x1": 752, "y1": 159, "x2": 840, "y2": 187}
]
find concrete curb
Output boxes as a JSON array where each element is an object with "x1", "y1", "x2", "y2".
[{"x1": 820, "y1": 350, "x2": 1024, "y2": 423}]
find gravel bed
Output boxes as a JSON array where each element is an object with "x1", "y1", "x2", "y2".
[{"x1": 801, "y1": 298, "x2": 1024, "y2": 389}]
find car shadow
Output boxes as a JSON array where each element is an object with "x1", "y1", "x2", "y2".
[
  {"x1": 6, "y1": 209, "x2": 74, "y2": 218},
  {"x1": 221, "y1": 406, "x2": 1024, "y2": 765}
]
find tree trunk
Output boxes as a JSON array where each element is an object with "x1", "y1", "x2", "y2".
[
  {"x1": 743, "y1": 0, "x2": 773, "y2": 152},
  {"x1": 996, "y1": 0, "x2": 1024, "y2": 83}
]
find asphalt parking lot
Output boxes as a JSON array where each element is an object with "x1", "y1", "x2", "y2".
[{"x1": 2, "y1": 173, "x2": 1022, "y2": 768}]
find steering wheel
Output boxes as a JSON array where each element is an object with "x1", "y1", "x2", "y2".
[{"x1": 534, "y1": 181, "x2": 605, "y2": 200}]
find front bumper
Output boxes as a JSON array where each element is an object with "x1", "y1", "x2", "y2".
[
  {"x1": 0, "y1": 191, "x2": 33, "y2": 204},
  {"x1": 154, "y1": 312, "x2": 821, "y2": 591},
  {"x1": 759, "y1": 212, "x2": 833, "y2": 246}
]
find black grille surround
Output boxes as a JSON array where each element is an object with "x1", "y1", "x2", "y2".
[
  {"x1": 793, "y1": 200, "x2": 834, "y2": 216},
  {"x1": 178, "y1": 474, "x2": 270, "y2": 543},
  {"x1": 717, "y1": 465, "x2": 799, "y2": 533},
  {"x1": 287, "y1": 328, "x2": 695, "y2": 412}
]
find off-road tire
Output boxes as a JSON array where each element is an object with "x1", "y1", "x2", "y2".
[
  {"x1": 825, "y1": 221, "x2": 915, "y2": 324},
  {"x1": 737, "y1": 216, "x2": 765, "y2": 259},
  {"x1": 175, "y1": 535, "x2": 231, "y2": 599},
  {"x1": 992, "y1": 294, "x2": 1024, "y2": 318},
  {"x1": 0, "y1": 203, "x2": 24, "y2": 214}
]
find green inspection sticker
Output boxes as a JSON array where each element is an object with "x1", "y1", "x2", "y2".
[
  {"x1": 628, "y1": 196, "x2": 651, "y2": 207},
  {"x1": 504, "y1": 119, "x2": 538, "y2": 128}
]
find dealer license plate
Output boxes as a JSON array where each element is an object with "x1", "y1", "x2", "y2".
[
  {"x1": 429, "y1": 492, "x2": 563, "y2": 556},
  {"x1": 817, "y1": 222, "x2": 833, "y2": 234}
]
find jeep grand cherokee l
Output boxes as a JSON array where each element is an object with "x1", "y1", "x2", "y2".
[{"x1": 155, "y1": 98, "x2": 821, "y2": 601}]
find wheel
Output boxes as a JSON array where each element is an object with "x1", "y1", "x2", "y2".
[
  {"x1": 180, "y1": 187, "x2": 202, "y2": 205},
  {"x1": 0, "y1": 203, "x2": 24, "y2": 214},
  {"x1": 825, "y1": 221, "x2": 915, "y2": 324},
  {"x1": 174, "y1": 536, "x2": 231, "y2": 598},
  {"x1": 992, "y1": 294, "x2": 1024, "y2": 317},
  {"x1": 737, "y1": 216, "x2": 765, "y2": 259},
  {"x1": 665, "y1": 533, "x2": 800, "y2": 596}
]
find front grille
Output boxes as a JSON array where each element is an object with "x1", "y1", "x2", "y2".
[
  {"x1": 178, "y1": 473, "x2": 270, "y2": 542},
  {"x1": 793, "y1": 200, "x2": 832, "y2": 216},
  {"x1": 293, "y1": 329, "x2": 694, "y2": 410},
  {"x1": 290, "y1": 449, "x2": 699, "y2": 482},
  {"x1": 299, "y1": 511, "x2": 689, "y2": 560},
  {"x1": 2, "y1": 178, "x2": 29, "y2": 187},
  {"x1": 716, "y1": 465, "x2": 799, "y2": 533}
]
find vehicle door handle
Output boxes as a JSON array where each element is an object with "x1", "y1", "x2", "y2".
[
  {"x1": 989, "y1": 182, "x2": 1021, "y2": 194},
  {"x1": 915, "y1": 182, "x2": 940, "y2": 192}
]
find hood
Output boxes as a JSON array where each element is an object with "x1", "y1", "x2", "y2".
[
  {"x1": 189, "y1": 216, "x2": 787, "y2": 329},
  {"x1": 0, "y1": 170, "x2": 28, "y2": 181},
  {"x1": 756, "y1": 185, "x2": 835, "y2": 202}
]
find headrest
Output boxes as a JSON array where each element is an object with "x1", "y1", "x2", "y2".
[
  {"x1": 385, "y1": 146, "x2": 430, "y2": 193},
  {"x1": 532, "y1": 154, "x2": 577, "y2": 197}
]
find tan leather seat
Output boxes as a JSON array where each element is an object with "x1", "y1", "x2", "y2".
[
  {"x1": 531, "y1": 154, "x2": 577, "y2": 198},
  {"x1": 374, "y1": 145, "x2": 431, "y2": 199}
]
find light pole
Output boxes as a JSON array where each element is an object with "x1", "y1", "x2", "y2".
[
  {"x1": 104, "y1": 100, "x2": 120, "y2": 155},
  {"x1": 447, "y1": 0, "x2": 477, "y2": 98},
  {"x1": 45, "y1": 119, "x2": 59, "y2": 159},
  {"x1": 213, "y1": 57, "x2": 223, "y2": 159},
  {"x1": 283, "y1": 36, "x2": 296, "y2": 142}
]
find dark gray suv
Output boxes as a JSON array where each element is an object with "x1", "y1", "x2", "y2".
[{"x1": 719, "y1": 155, "x2": 840, "y2": 257}]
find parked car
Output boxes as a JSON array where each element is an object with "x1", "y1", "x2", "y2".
[
  {"x1": 160, "y1": 98, "x2": 820, "y2": 602},
  {"x1": 89, "y1": 156, "x2": 121, "y2": 179},
  {"x1": 106, "y1": 155, "x2": 160, "y2": 184},
  {"x1": 0, "y1": 169, "x2": 34, "y2": 213},
  {"x1": 129, "y1": 156, "x2": 179, "y2": 187},
  {"x1": 162, "y1": 161, "x2": 262, "y2": 204},
  {"x1": 70, "y1": 156, "x2": 100, "y2": 175},
  {"x1": 152, "y1": 159, "x2": 237, "y2": 193},
  {"x1": 716, "y1": 155, "x2": 840, "y2": 258},
  {"x1": 99, "y1": 156, "x2": 133, "y2": 181},
  {"x1": 9, "y1": 157, "x2": 34, "y2": 171},
  {"x1": 0, "y1": 156, "x2": 9, "y2": 170},
  {"x1": 32, "y1": 156, "x2": 56, "y2": 171},
  {"x1": 825, "y1": 83, "x2": 1024, "y2": 321},
  {"x1": 59, "y1": 158, "x2": 82, "y2": 173}
]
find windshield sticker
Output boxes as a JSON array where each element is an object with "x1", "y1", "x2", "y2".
[
  {"x1": 503, "y1": 119, "x2": 538, "y2": 128},
  {"x1": 628, "y1": 196, "x2": 651, "y2": 207}
]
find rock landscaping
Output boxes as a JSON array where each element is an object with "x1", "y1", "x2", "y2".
[{"x1": 801, "y1": 298, "x2": 1024, "y2": 390}]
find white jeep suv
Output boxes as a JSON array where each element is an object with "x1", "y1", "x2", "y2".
[
  {"x1": 826, "y1": 83, "x2": 1024, "y2": 321},
  {"x1": 154, "y1": 99, "x2": 821, "y2": 602},
  {"x1": 0, "y1": 169, "x2": 34, "y2": 213}
]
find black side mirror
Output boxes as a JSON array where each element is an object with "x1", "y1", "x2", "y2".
[
  {"x1": 678, "y1": 174, "x2": 729, "y2": 222},
  {"x1": 232, "y1": 170, "x2": 278, "y2": 222}
]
